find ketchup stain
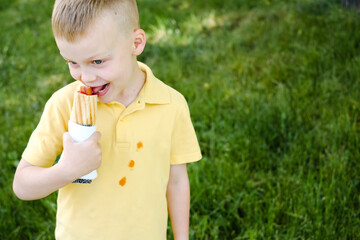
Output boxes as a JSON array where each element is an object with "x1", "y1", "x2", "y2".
[
  {"x1": 136, "y1": 141, "x2": 143, "y2": 151},
  {"x1": 128, "y1": 160, "x2": 135, "y2": 168},
  {"x1": 119, "y1": 177, "x2": 126, "y2": 186}
]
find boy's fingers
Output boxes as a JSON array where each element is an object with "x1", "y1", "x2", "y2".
[
  {"x1": 62, "y1": 132, "x2": 73, "y2": 146},
  {"x1": 90, "y1": 131, "x2": 101, "y2": 142}
]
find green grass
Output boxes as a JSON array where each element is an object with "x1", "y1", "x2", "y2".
[{"x1": 1, "y1": 0, "x2": 360, "y2": 239}]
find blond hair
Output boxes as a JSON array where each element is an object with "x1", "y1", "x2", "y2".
[{"x1": 52, "y1": 0, "x2": 139, "y2": 41}]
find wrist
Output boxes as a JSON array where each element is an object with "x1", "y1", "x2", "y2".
[
  {"x1": 174, "y1": 236, "x2": 188, "y2": 240},
  {"x1": 54, "y1": 156, "x2": 77, "y2": 183}
]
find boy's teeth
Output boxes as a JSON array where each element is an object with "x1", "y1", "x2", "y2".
[
  {"x1": 92, "y1": 84, "x2": 107, "y2": 94},
  {"x1": 99, "y1": 86, "x2": 106, "y2": 93}
]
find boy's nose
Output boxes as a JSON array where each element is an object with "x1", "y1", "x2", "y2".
[{"x1": 80, "y1": 69, "x2": 96, "y2": 83}]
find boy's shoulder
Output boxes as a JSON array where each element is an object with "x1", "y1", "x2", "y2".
[
  {"x1": 152, "y1": 77, "x2": 186, "y2": 102},
  {"x1": 52, "y1": 81, "x2": 81, "y2": 99},
  {"x1": 50, "y1": 81, "x2": 80, "y2": 101},
  {"x1": 44, "y1": 81, "x2": 80, "y2": 112},
  {"x1": 162, "y1": 81, "x2": 188, "y2": 108},
  {"x1": 140, "y1": 62, "x2": 188, "y2": 107}
]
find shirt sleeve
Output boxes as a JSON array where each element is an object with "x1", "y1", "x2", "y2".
[
  {"x1": 22, "y1": 91, "x2": 71, "y2": 168},
  {"x1": 170, "y1": 97, "x2": 202, "y2": 165}
]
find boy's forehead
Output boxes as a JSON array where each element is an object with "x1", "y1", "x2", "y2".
[
  {"x1": 56, "y1": 29, "x2": 131, "y2": 61},
  {"x1": 56, "y1": 36, "x2": 112, "y2": 60}
]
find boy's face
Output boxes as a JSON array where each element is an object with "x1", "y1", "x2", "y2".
[{"x1": 55, "y1": 12, "x2": 138, "y2": 103}]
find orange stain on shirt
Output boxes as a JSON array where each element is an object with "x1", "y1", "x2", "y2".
[
  {"x1": 119, "y1": 177, "x2": 126, "y2": 186},
  {"x1": 136, "y1": 141, "x2": 143, "y2": 151},
  {"x1": 128, "y1": 160, "x2": 135, "y2": 168}
]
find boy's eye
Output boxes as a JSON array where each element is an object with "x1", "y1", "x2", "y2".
[
  {"x1": 93, "y1": 60, "x2": 103, "y2": 65},
  {"x1": 68, "y1": 61, "x2": 77, "y2": 65}
]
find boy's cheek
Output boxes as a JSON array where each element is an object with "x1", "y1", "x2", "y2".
[{"x1": 69, "y1": 70, "x2": 81, "y2": 81}]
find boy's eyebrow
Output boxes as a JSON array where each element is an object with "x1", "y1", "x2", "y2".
[
  {"x1": 59, "y1": 53, "x2": 70, "y2": 61},
  {"x1": 59, "y1": 52, "x2": 110, "y2": 61},
  {"x1": 88, "y1": 54, "x2": 111, "y2": 60}
]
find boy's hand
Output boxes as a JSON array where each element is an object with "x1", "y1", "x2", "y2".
[{"x1": 59, "y1": 131, "x2": 102, "y2": 181}]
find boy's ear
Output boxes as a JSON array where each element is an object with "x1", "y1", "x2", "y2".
[{"x1": 132, "y1": 29, "x2": 146, "y2": 56}]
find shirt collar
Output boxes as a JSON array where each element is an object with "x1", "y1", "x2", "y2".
[{"x1": 137, "y1": 62, "x2": 170, "y2": 105}]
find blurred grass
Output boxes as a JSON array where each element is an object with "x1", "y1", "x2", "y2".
[{"x1": 1, "y1": 0, "x2": 360, "y2": 239}]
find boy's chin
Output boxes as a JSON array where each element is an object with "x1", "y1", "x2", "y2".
[
  {"x1": 97, "y1": 96, "x2": 111, "y2": 103},
  {"x1": 97, "y1": 94, "x2": 114, "y2": 104}
]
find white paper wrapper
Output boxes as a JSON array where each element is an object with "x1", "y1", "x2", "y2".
[{"x1": 59, "y1": 120, "x2": 98, "y2": 183}]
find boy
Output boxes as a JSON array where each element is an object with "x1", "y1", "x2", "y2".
[{"x1": 12, "y1": 0, "x2": 202, "y2": 239}]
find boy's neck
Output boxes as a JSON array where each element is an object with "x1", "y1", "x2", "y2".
[{"x1": 115, "y1": 63, "x2": 145, "y2": 107}]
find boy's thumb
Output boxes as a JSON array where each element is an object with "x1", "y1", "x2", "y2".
[
  {"x1": 89, "y1": 131, "x2": 101, "y2": 142},
  {"x1": 63, "y1": 132, "x2": 74, "y2": 147}
]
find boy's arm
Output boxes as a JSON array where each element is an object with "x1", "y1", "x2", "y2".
[
  {"x1": 13, "y1": 158, "x2": 74, "y2": 200},
  {"x1": 166, "y1": 164, "x2": 190, "y2": 240},
  {"x1": 13, "y1": 132, "x2": 102, "y2": 200}
]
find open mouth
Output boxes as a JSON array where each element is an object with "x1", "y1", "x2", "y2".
[{"x1": 91, "y1": 83, "x2": 110, "y2": 96}]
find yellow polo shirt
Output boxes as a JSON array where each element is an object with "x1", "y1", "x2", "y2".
[{"x1": 22, "y1": 62, "x2": 202, "y2": 240}]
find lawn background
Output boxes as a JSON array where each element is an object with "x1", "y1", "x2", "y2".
[{"x1": 1, "y1": 0, "x2": 360, "y2": 239}]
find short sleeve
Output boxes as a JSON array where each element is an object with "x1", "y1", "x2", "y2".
[
  {"x1": 22, "y1": 91, "x2": 72, "y2": 168},
  {"x1": 170, "y1": 98, "x2": 202, "y2": 165}
]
